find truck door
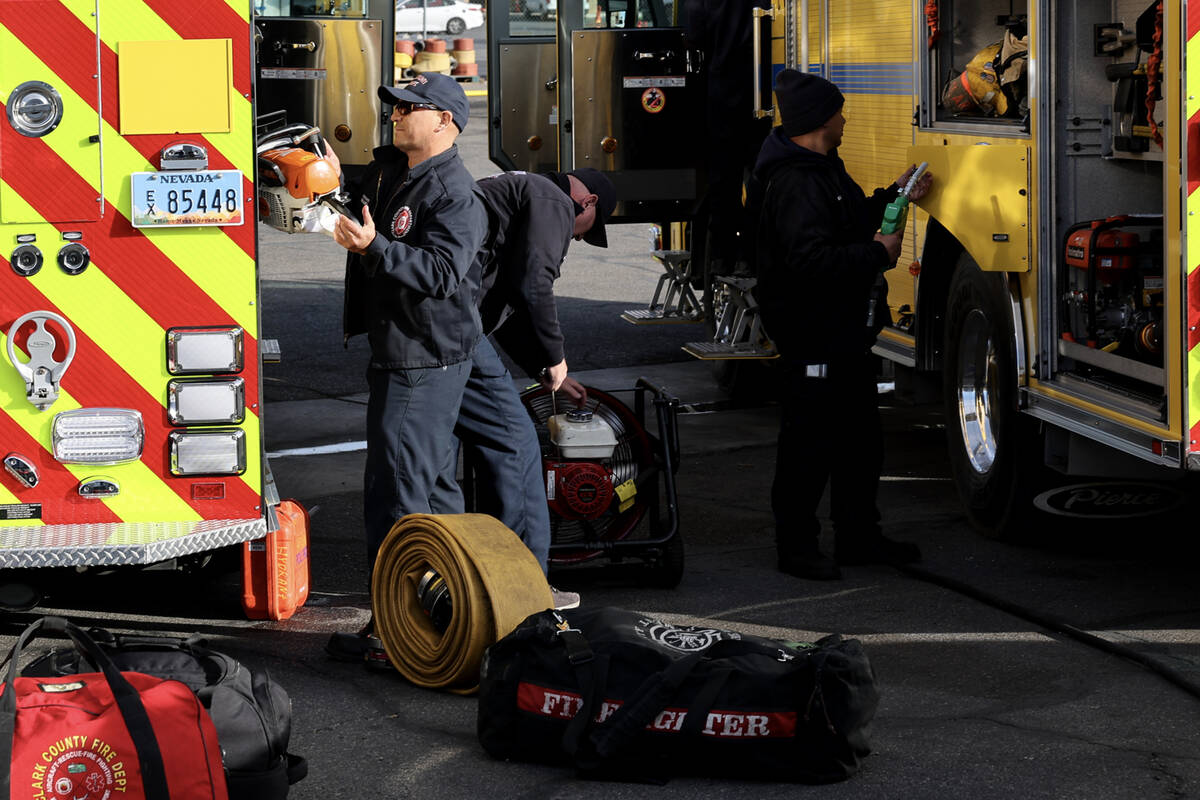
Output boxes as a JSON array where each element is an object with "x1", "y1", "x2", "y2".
[
  {"x1": 490, "y1": 0, "x2": 704, "y2": 223},
  {"x1": 486, "y1": 0, "x2": 559, "y2": 174}
]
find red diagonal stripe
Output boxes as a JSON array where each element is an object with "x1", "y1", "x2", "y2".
[
  {"x1": 1, "y1": 266, "x2": 261, "y2": 520},
  {"x1": 1190, "y1": 266, "x2": 1200, "y2": 353},
  {"x1": 0, "y1": 414, "x2": 122, "y2": 525},
  {"x1": 0, "y1": 116, "x2": 260, "y2": 411},
  {"x1": 0, "y1": 0, "x2": 257, "y2": 258},
  {"x1": 143, "y1": 0, "x2": 253, "y2": 100},
  {"x1": 1190, "y1": 3, "x2": 1200, "y2": 39}
]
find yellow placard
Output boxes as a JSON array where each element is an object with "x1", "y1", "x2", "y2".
[{"x1": 118, "y1": 39, "x2": 233, "y2": 134}]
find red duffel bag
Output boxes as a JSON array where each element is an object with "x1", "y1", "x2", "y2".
[{"x1": 0, "y1": 617, "x2": 229, "y2": 800}]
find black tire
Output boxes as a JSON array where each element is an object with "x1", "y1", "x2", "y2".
[
  {"x1": 446, "y1": 16, "x2": 465, "y2": 34},
  {"x1": 642, "y1": 531, "x2": 685, "y2": 588},
  {"x1": 943, "y1": 252, "x2": 1039, "y2": 539}
]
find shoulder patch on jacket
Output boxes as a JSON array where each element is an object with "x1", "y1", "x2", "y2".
[{"x1": 392, "y1": 206, "x2": 414, "y2": 238}]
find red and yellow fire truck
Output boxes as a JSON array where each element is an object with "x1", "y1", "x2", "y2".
[{"x1": 0, "y1": 0, "x2": 390, "y2": 608}]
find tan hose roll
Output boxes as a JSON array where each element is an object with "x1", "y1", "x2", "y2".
[{"x1": 372, "y1": 513, "x2": 552, "y2": 695}]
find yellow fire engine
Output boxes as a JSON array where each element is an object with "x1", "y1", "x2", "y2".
[{"x1": 491, "y1": 0, "x2": 1198, "y2": 536}]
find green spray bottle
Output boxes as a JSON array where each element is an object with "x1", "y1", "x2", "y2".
[{"x1": 879, "y1": 161, "x2": 929, "y2": 235}]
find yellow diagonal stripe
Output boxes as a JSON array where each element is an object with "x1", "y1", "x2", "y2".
[
  {"x1": 0, "y1": 335, "x2": 201, "y2": 524},
  {"x1": 1, "y1": 181, "x2": 262, "y2": 495},
  {"x1": 0, "y1": 483, "x2": 44, "y2": 526},
  {"x1": 0, "y1": 25, "x2": 258, "y2": 337},
  {"x1": 1189, "y1": 28, "x2": 1200, "y2": 121},
  {"x1": 87, "y1": 0, "x2": 253, "y2": 174}
]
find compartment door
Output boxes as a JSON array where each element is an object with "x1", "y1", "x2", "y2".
[
  {"x1": 0, "y1": 0, "x2": 103, "y2": 223},
  {"x1": 569, "y1": 26, "x2": 704, "y2": 222},
  {"x1": 487, "y1": 0, "x2": 558, "y2": 173}
]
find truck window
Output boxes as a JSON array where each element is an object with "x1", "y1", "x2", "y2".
[
  {"x1": 924, "y1": 1, "x2": 1028, "y2": 129},
  {"x1": 256, "y1": 0, "x2": 377, "y2": 17}
]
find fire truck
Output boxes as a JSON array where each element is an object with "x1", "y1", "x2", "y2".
[
  {"x1": 490, "y1": 0, "x2": 1200, "y2": 536},
  {"x1": 0, "y1": 0, "x2": 390, "y2": 610}
]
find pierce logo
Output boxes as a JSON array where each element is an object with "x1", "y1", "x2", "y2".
[
  {"x1": 1032, "y1": 482, "x2": 1184, "y2": 519},
  {"x1": 392, "y1": 206, "x2": 413, "y2": 238}
]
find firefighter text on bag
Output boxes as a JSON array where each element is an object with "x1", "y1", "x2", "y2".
[
  {"x1": 0, "y1": 617, "x2": 228, "y2": 800},
  {"x1": 477, "y1": 606, "x2": 879, "y2": 783},
  {"x1": 21, "y1": 627, "x2": 307, "y2": 800}
]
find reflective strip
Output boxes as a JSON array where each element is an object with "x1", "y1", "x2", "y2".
[
  {"x1": 0, "y1": 22, "x2": 258, "y2": 335},
  {"x1": 96, "y1": 0, "x2": 253, "y2": 175},
  {"x1": 1189, "y1": 10, "x2": 1200, "y2": 451},
  {"x1": 0, "y1": 334, "x2": 201, "y2": 524}
]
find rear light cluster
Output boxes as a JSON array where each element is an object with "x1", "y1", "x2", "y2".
[{"x1": 164, "y1": 327, "x2": 248, "y2": 476}]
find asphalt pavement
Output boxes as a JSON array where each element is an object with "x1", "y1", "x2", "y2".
[{"x1": 5, "y1": 94, "x2": 1200, "y2": 799}]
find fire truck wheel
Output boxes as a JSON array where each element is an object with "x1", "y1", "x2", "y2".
[{"x1": 943, "y1": 252, "x2": 1038, "y2": 540}]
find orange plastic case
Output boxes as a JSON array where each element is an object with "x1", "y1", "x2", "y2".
[{"x1": 242, "y1": 499, "x2": 311, "y2": 620}]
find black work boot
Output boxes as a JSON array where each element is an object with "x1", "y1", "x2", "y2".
[
  {"x1": 325, "y1": 615, "x2": 374, "y2": 662},
  {"x1": 835, "y1": 534, "x2": 921, "y2": 566},
  {"x1": 777, "y1": 537, "x2": 841, "y2": 581}
]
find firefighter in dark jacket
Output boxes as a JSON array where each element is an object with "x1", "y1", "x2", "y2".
[
  {"x1": 754, "y1": 70, "x2": 931, "y2": 580},
  {"x1": 437, "y1": 168, "x2": 615, "y2": 612},
  {"x1": 324, "y1": 73, "x2": 488, "y2": 659}
]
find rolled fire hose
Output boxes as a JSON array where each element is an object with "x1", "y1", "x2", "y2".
[{"x1": 371, "y1": 513, "x2": 552, "y2": 695}]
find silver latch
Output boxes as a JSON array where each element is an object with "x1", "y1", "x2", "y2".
[
  {"x1": 6, "y1": 310, "x2": 77, "y2": 411},
  {"x1": 3, "y1": 453, "x2": 39, "y2": 488},
  {"x1": 78, "y1": 476, "x2": 120, "y2": 498}
]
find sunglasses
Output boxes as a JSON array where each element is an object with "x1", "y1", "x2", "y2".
[{"x1": 393, "y1": 100, "x2": 442, "y2": 115}]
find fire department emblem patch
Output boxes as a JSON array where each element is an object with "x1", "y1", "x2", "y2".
[
  {"x1": 34, "y1": 739, "x2": 122, "y2": 800},
  {"x1": 392, "y1": 206, "x2": 414, "y2": 238},
  {"x1": 635, "y1": 616, "x2": 740, "y2": 652}
]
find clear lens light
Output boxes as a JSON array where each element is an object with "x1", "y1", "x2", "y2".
[
  {"x1": 52, "y1": 409, "x2": 144, "y2": 464},
  {"x1": 169, "y1": 429, "x2": 246, "y2": 476},
  {"x1": 167, "y1": 378, "x2": 245, "y2": 425},
  {"x1": 167, "y1": 327, "x2": 244, "y2": 374}
]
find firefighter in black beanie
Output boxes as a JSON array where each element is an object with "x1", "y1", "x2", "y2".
[{"x1": 752, "y1": 70, "x2": 932, "y2": 580}]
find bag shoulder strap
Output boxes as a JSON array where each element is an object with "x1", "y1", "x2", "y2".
[{"x1": 0, "y1": 617, "x2": 171, "y2": 800}]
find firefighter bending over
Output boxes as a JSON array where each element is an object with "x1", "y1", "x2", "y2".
[
  {"x1": 752, "y1": 70, "x2": 932, "y2": 581},
  {"x1": 436, "y1": 169, "x2": 617, "y2": 613}
]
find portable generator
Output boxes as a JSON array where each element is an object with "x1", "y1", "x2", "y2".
[
  {"x1": 256, "y1": 123, "x2": 348, "y2": 235},
  {"x1": 1060, "y1": 215, "x2": 1163, "y2": 364},
  {"x1": 463, "y1": 378, "x2": 683, "y2": 587}
]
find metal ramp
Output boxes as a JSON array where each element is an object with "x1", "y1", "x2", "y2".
[
  {"x1": 621, "y1": 249, "x2": 705, "y2": 324},
  {"x1": 682, "y1": 275, "x2": 778, "y2": 361}
]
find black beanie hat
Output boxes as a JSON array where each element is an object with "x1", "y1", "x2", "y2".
[{"x1": 775, "y1": 69, "x2": 845, "y2": 136}]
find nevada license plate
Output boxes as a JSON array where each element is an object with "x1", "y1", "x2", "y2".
[{"x1": 130, "y1": 170, "x2": 244, "y2": 228}]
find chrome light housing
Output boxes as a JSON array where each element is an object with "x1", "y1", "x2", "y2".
[
  {"x1": 167, "y1": 378, "x2": 246, "y2": 425},
  {"x1": 169, "y1": 428, "x2": 246, "y2": 476},
  {"x1": 166, "y1": 327, "x2": 244, "y2": 375}
]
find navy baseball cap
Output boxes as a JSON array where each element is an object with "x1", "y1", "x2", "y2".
[
  {"x1": 544, "y1": 168, "x2": 617, "y2": 247},
  {"x1": 378, "y1": 73, "x2": 469, "y2": 132}
]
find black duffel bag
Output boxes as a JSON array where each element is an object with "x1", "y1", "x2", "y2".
[
  {"x1": 22, "y1": 628, "x2": 307, "y2": 800},
  {"x1": 478, "y1": 606, "x2": 878, "y2": 783}
]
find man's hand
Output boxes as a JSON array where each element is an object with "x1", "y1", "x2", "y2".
[
  {"x1": 541, "y1": 359, "x2": 568, "y2": 392},
  {"x1": 334, "y1": 205, "x2": 375, "y2": 254},
  {"x1": 322, "y1": 139, "x2": 342, "y2": 177},
  {"x1": 557, "y1": 377, "x2": 588, "y2": 407},
  {"x1": 896, "y1": 164, "x2": 934, "y2": 202},
  {"x1": 874, "y1": 231, "x2": 902, "y2": 263}
]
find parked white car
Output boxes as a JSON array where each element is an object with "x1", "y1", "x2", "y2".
[{"x1": 395, "y1": 0, "x2": 484, "y2": 35}]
